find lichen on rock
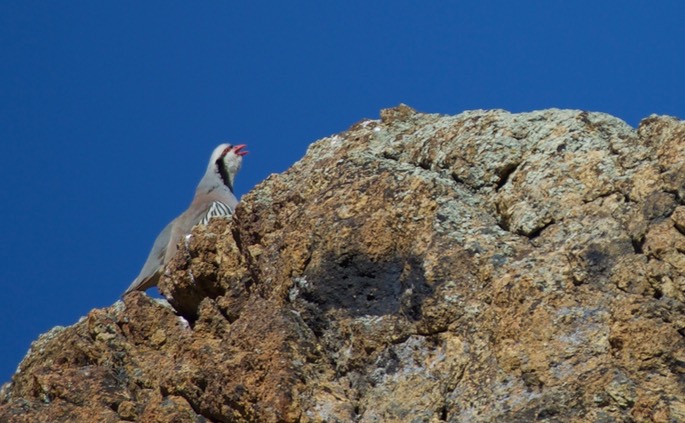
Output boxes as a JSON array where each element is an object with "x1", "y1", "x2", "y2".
[{"x1": 2, "y1": 105, "x2": 685, "y2": 422}]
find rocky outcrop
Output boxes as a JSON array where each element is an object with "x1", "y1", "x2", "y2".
[{"x1": 2, "y1": 106, "x2": 685, "y2": 422}]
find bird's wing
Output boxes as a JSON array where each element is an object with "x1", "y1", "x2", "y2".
[{"x1": 123, "y1": 218, "x2": 175, "y2": 295}]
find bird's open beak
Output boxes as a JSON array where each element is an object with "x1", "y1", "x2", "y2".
[{"x1": 233, "y1": 144, "x2": 249, "y2": 156}]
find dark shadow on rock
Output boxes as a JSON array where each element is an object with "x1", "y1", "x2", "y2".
[{"x1": 299, "y1": 252, "x2": 435, "y2": 320}]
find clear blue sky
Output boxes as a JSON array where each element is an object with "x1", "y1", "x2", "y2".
[{"x1": 1, "y1": 2, "x2": 683, "y2": 383}]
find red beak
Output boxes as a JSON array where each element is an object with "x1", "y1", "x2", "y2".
[{"x1": 233, "y1": 144, "x2": 248, "y2": 156}]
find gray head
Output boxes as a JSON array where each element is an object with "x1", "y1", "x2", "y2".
[{"x1": 199, "y1": 143, "x2": 248, "y2": 193}]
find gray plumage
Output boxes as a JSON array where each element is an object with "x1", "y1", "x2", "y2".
[{"x1": 123, "y1": 143, "x2": 247, "y2": 295}]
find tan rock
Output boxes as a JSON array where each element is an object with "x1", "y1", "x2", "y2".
[{"x1": 2, "y1": 106, "x2": 685, "y2": 422}]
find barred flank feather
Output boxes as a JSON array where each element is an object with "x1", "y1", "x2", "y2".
[{"x1": 200, "y1": 201, "x2": 233, "y2": 225}]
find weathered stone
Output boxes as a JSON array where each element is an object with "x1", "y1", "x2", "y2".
[{"x1": 2, "y1": 106, "x2": 685, "y2": 422}]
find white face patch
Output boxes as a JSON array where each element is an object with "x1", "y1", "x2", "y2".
[{"x1": 222, "y1": 152, "x2": 243, "y2": 177}]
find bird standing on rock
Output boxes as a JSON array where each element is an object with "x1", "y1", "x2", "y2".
[{"x1": 123, "y1": 143, "x2": 248, "y2": 295}]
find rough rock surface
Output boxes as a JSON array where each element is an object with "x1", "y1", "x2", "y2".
[{"x1": 2, "y1": 106, "x2": 685, "y2": 422}]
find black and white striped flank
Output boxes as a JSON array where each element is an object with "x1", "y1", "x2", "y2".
[{"x1": 200, "y1": 201, "x2": 234, "y2": 225}]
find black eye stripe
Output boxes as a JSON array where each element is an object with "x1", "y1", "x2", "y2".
[{"x1": 216, "y1": 155, "x2": 232, "y2": 190}]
